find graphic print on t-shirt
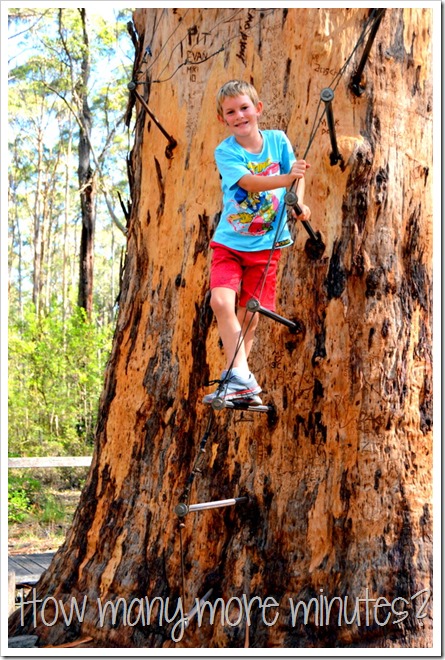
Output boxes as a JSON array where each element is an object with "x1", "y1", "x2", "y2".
[{"x1": 227, "y1": 158, "x2": 280, "y2": 236}]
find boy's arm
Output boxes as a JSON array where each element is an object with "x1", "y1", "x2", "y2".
[
  {"x1": 237, "y1": 159, "x2": 310, "y2": 194},
  {"x1": 289, "y1": 169, "x2": 312, "y2": 220},
  {"x1": 294, "y1": 175, "x2": 305, "y2": 206}
]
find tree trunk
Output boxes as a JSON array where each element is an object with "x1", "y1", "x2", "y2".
[
  {"x1": 62, "y1": 116, "x2": 73, "y2": 327},
  {"x1": 32, "y1": 122, "x2": 45, "y2": 315},
  {"x1": 10, "y1": 7, "x2": 434, "y2": 648},
  {"x1": 76, "y1": 8, "x2": 95, "y2": 318},
  {"x1": 8, "y1": 144, "x2": 24, "y2": 321}
]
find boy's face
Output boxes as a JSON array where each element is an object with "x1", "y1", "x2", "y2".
[{"x1": 218, "y1": 94, "x2": 263, "y2": 139}]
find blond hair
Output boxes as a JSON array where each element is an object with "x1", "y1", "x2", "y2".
[{"x1": 216, "y1": 80, "x2": 260, "y2": 118}]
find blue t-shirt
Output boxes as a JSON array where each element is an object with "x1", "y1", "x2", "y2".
[{"x1": 213, "y1": 129, "x2": 296, "y2": 251}]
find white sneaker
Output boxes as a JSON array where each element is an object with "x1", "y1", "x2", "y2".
[{"x1": 203, "y1": 371, "x2": 262, "y2": 405}]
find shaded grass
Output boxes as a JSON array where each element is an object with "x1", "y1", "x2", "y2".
[{"x1": 8, "y1": 486, "x2": 82, "y2": 555}]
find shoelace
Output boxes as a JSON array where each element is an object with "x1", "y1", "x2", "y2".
[{"x1": 205, "y1": 378, "x2": 226, "y2": 387}]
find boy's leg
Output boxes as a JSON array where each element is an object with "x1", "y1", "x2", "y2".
[
  {"x1": 205, "y1": 244, "x2": 262, "y2": 404},
  {"x1": 236, "y1": 307, "x2": 259, "y2": 360},
  {"x1": 239, "y1": 248, "x2": 281, "y2": 312},
  {"x1": 210, "y1": 287, "x2": 249, "y2": 371},
  {"x1": 205, "y1": 286, "x2": 262, "y2": 404}
]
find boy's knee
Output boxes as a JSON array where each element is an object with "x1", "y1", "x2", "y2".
[{"x1": 210, "y1": 288, "x2": 233, "y2": 316}]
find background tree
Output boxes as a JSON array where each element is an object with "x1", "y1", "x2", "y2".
[
  {"x1": 9, "y1": 7, "x2": 434, "y2": 649},
  {"x1": 8, "y1": 7, "x2": 130, "y2": 320},
  {"x1": 8, "y1": 8, "x2": 132, "y2": 460}
]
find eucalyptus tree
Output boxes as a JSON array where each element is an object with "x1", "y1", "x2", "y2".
[
  {"x1": 9, "y1": 7, "x2": 434, "y2": 650},
  {"x1": 8, "y1": 7, "x2": 132, "y2": 320}
]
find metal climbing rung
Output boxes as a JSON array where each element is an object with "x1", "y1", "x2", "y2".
[
  {"x1": 284, "y1": 190, "x2": 326, "y2": 259},
  {"x1": 185, "y1": 589, "x2": 213, "y2": 627},
  {"x1": 284, "y1": 190, "x2": 319, "y2": 243},
  {"x1": 246, "y1": 297, "x2": 297, "y2": 330},
  {"x1": 128, "y1": 82, "x2": 177, "y2": 157},
  {"x1": 213, "y1": 399, "x2": 269, "y2": 413},
  {"x1": 320, "y1": 88, "x2": 342, "y2": 166},
  {"x1": 210, "y1": 398, "x2": 270, "y2": 413},
  {"x1": 350, "y1": 9, "x2": 386, "y2": 97},
  {"x1": 175, "y1": 496, "x2": 248, "y2": 517}
]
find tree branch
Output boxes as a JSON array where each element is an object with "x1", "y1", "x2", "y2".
[{"x1": 45, "y1": 84, "x2": 128, "y2": 236}]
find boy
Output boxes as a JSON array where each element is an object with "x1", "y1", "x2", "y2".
[{"x1": 203, "y1": 80, "x2": 311, "y2": 406}]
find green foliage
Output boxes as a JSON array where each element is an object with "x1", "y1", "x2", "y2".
[
  {"x1": 8, "y1": 487, "x2": 32, "y2": 523},
  {"x1": 8, "y1": 475, "x2": 42, "y2": 523},
  {"x1": 9, "y1": 303, "x2": 114, "y2": 458},
  {"x1": 8, "y1": 472, "x2": 82, "y2": 526}
]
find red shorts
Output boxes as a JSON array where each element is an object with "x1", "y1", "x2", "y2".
[{"x1": 210, "y1": 242, "x2": 281, "y2": 311}]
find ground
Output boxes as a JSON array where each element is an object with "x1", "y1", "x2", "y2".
[{"x1": 8, "y1": 489, "x2": 81, "y2": 555}]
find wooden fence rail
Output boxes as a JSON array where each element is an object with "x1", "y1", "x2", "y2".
[{"x1": 8, "y1": 457, "x2": 92, "y2": 468}]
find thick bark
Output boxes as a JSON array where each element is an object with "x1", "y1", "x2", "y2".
[{"x1": 10, "y1": 8, "x2": 433, "y2": 648}]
